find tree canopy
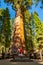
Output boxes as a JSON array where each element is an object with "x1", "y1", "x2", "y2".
[{"x1": 4, "y1": 0, "x2": 43, "y2": 9}]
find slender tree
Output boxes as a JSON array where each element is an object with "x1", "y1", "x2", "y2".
[
  {"x1": 0, "y1": 9, "x2": 5, "y2": 46},
  {"x1": 24, "y1": 10, "x2": 35, "y2": 51},
  {"x1": 2, "y1": 8, "x2": 11, "y2": 51},
  {"x1": 33, "y1": 12, "x2": 43, "y2": 60}
]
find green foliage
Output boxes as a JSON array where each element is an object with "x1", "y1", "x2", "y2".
[
  {"x1": 32, "y1": 12, "x2": 43, "y2": 49},
  {"x1": 3, "y1": 8, "x2": 11, "y2": 47},
  {"x1": 24, "y1": 10, "x2": 34, "y2": 50},
  {"x1": 10, "y1": 18, "x2": 15, "y2": 40},
  {"x1": 4, "y1": 0, "x2": 32, "y2": 10},
  {"x1": 0, "y1": 9, "x2": 4, "y2": 16},
  {"x1": 4, "y1": 0, "x2": 43, "y2": 10},
  {"x1": 0, "y1": 8, "x2": 11, "y2": 48}
]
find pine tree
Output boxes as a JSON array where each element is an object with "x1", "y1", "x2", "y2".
[{"x1": 2, "y1": 8, "x2": 11, "y2": 51}]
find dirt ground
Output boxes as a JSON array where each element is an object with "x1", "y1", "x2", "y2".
[{"x1": 0, "y1": 59, "x2": 43, "y2": 65}]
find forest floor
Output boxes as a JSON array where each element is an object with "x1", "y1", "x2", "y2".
[{"x1": 0, "y1": 59, "x2": 43, "y2": 65}]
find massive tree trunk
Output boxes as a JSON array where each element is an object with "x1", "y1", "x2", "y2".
[{"x1": 11, "y1": 4, "x2": 26, "y2": 49}]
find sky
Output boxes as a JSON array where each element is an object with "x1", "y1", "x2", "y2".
[{"x1": 0, "y1": 0, "x2": 43, "y2": 22}]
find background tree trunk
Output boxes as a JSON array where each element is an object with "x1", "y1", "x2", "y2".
[{"x1": 40, "y1": 50, "x2": 42, "y2": 60}]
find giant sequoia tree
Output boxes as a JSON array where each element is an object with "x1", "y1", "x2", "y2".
[
  {"x1": 4, "y1": 0, "x2": 43, "y2": 51},
  {"x1": 4, "y1": 0, "x2": 33, "y2": 50}
]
